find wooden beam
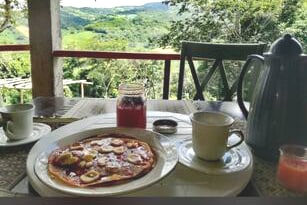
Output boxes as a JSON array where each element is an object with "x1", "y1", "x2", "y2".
[
  {"x1": 162, "y1": 60, "x2": 171, "y2": 99},
  {"x1": 0, "y1": 44, "x2": 30, "y2": 51},
  {"x1": 27, "y1": 0, "x2": 63, "y2": 98},
  {"x1": 80, "y1": 83, "x2": 84, "y2": 98},
  {"x1": 53, "y1": 50, "x2": 181, "y2": 60}
]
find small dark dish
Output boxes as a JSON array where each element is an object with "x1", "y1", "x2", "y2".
[{"x1": 153, "y1": 119, "x2": 178, "y2": 134}]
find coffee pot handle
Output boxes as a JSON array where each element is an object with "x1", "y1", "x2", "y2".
[{"x1": 237, "y1": 54, "x2": 264, "y2": 119}]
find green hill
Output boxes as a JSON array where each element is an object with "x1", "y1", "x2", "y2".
[
  {"x1": 0, "y1": 2, "x2": 176, "y2": 52},
  {"x1": 60, "y1": 2, "x2": 175, "y2": 51}
]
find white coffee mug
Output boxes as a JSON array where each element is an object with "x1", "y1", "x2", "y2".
[
  {"x1": 0, "y1": 104, "x2": 34, "y2": 141},
  {"x1": 190, "y1": 111, "x2": 244, "y2": 161}
]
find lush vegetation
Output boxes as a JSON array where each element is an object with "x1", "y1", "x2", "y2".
[
  {"x1": 60, "y1": 3, "x2": 176, "y2": 99},
  {"x1": 158, "y1": 0, "x2": 307, "y2": 100},
  {"x1": 0, "y1": 1, "x2": 306, "y2": 104},
  {"x1": 0, "y1": 2, "x2": 176, "y2": 103},
  {"x1": 160, "y1": 0, "x2": 307, "y2": 50}
]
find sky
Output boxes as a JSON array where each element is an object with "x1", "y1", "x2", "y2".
[{"x1": 61, "y1": 0, "x2": 163, "y2": 8}]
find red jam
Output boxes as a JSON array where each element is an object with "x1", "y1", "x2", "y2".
[
  {"x1": 277, "y1": 156, "x2": 307, "y2": 193},
  {"x1": 276, "y1": 145, "x2": 307, "y2": 193},
  {"x1": 116, "y1": 84, "x2": 146, "y2": 129}
]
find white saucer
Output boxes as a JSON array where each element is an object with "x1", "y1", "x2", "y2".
[
  {"x1": 0, "y1": 123, "x2": 51, "y2": 147},
  {"x1": 178, "y1": 138, "x2": 251, "y2": 175}
]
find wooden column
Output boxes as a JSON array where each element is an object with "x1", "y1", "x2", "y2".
[
  {"x1": 27, "y1": 0, "x2": 63, "y2": 97},
  {"x1": 80, "y1": 82, "x2": 84, "y2": 98}
]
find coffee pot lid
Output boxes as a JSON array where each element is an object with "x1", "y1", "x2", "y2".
[{"x1": 269, "y1": 34, "x2": 303, "y2": 56}]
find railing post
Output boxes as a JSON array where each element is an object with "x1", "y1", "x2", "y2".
[
  {"x1": 27, "y1": 0, "x2": 63, "y2": 98},
  {"x1": 163, "y1": 60, "x2": 171, "y2": 99},
  {"x1": 20, "y1": 89, "x2": 24, "y2": 104},
  {"x1": 177, "y1": 48, "x2": 186, "y2": 100},
  {"x1": 81, "y1": 82, "x2": 84, "y2": 98}
]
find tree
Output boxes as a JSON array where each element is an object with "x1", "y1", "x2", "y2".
[
  {"x1": 279, "y1": 0, "x2": 300, "y2": 26},
  {"x1": 0, "y1": 0, "x2": 26, "y2": 33},
  {"x1": 158, "y1": 0, "x2": 306, "y2": 100},
  {"x1": 160, "y1": 0, "x2": 305, "y2": 49},
  {"x1": 282, "y1": 0, "x2": 307, "y2": 51}
]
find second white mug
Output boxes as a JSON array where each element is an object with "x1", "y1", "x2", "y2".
[{"x1": 0, "y1": 104, "x2": 34, "y2": 141}]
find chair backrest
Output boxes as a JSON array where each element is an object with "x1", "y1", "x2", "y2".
[{"x1": 177, "y1": 41, "x2": 267, "y2": 100}]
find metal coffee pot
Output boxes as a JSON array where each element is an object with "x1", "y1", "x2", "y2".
[{"x1": 237, "y1": 34, "x2": 307, "y2": 161}]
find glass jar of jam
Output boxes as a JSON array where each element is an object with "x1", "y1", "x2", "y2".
[
  {"x1": 277, "y1": 145, "x2": 307, "y2": 193},
  {"x1": 116, "y1": 83, "x2": 146, "y2": 129}
]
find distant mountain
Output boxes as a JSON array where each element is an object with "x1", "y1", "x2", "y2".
[
  {"x1": 60, "y1": 2, "x2": 174, "y2": 29},
  {"x1": 143, "y1": 2, "x2": 169, "y2": 11},
  {"x1": 61, "y1": 10, "x2": 91, "y2": 29}
]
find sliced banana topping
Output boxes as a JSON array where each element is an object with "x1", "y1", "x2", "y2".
[
  {"x1": 113, "y1": 146, "x2": 125, "y2": 154},
  {"x1": 111, "y1": 139, "x2": 124, "y2": 146},
  {"x1": 99, "y1": 145, "x2": 113, "y2": 153},
  {"x1": 90, "y1": 140, "x2": 100, "y2": 146},
  {"x1": 88, "y1": 149, "x2": 98, "y2": 155},
  {"x1": 57, "y1": 152, "x2": 79, "y2": 165},
  {"x1": 78, "y1": 160, "x2": 86, "y2": 168},
  {"x1": 85, "y1": 161, "x2": 94, "y2": 168},
  {"x1": 97, "y1": 157, "x2": 106, "y2": 167},
  {"x1": 80, "y1": 170, "x2": 100, "y2": 183},
  {"x1": 110, "y1": 174, "x2": 121, "y2": 180},
  {"x1": 83, "y1": 154, "x2": 95, "y2": 162},
  {"x1": 127, "y1": 142, "x2": 138, "y2": 148},
  {"x1": 70, "y1": 143, "x2": 84, "y2": 151},
  {"x1": 90, "y1": 140, "x2": 107, "y2": 146},
  {"x1": 127, "y1": 153, "x2": 142, "y2": 164}
]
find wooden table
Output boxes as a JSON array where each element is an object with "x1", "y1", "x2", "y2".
[
  {"x1": 32, "y1": 97, "x2": 247, "y2": 120},
  {"x1": 0, "y1": 97, "x2": 302, "y2": 197}
]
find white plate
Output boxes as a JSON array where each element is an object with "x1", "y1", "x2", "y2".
[
  {"x1": 178, "y1": 138, "x2": 251, "y2": 175},
  {"x1": 32, "y1": 127, "x2": 178, "y2": 197},
  {"x1": 0, "y1": 123, "x2": 51, "y2": 147}
]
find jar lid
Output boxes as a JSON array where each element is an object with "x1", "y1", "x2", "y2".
[
  {"x1": 118, "y1": 83, "x2": 144, "y2": 95},
  {"x1": 153, "y1": 119, "x2": 178, "y2": 134},
  {"x1": 279, "y1": 144, "x2": 307, "y2": 159}
]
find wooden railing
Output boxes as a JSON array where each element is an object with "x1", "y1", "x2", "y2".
[
  {"x1": 0, "y1": 45, "x2": 181, "y2": 99},
  {"x1": 0, "y1": 44, "x2": 30, "y2": 51},
  {"x1": 53, "y1": 50, "x2": 180, "y2": 99}
]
